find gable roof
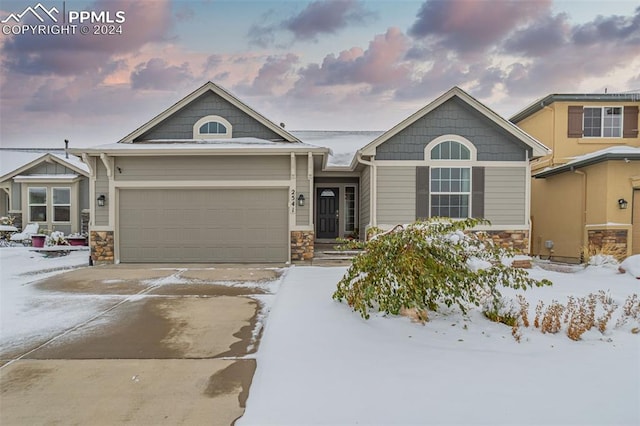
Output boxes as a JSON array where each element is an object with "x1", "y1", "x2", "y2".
[
  {"x1": 510, "y1": 92, "x2": 640, "y2": 123},
  {"x1": 119, "y1": 81, "x2": 300, "y2": 143},
  {"x1": 0, "y1": 150, "x2": 89, "y2": 182},
  {"x1": 534, "y1": 146, "x2": 640, "y2": 178},
  {"x1": 359, "y1": 86, "x2": 550, "y2": 158}
]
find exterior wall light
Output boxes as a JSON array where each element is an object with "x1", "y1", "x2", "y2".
[
  {"x1": 97, "y1": 194, "x2": 106, "y2": 207},
  {"x1": 618, "y1": 198, "x2": 628, "y2": 209},
  {"x1": 298, "y1": 193, "x2": 305, "y2": 207}
]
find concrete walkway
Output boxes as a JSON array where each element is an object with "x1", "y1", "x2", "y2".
[{"x1": 0, "y1": 264, "x2": 283, "y2": 425}]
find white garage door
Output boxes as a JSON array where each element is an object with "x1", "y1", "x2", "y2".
[{"x1": 119, "y1": 188, "x2": 288, "y2": 263}]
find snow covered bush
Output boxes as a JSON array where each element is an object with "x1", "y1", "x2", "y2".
[
  {"x1": 46, "y1": 231, "x2": 68, "y2": 246},
  {"x1": 333, "y1": 218, "x2": 552, "y2": 320}
]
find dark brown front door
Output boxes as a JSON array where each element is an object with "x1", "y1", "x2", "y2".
[{"x1": 317, "y1": 187, "x2": 339, "y2": 239}]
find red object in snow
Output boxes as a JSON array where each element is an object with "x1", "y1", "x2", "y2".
[{"x1": 31, "y1": 235, "x2": 46, "y2": 248}]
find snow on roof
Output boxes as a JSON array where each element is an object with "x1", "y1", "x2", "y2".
[
  {"x1": 535, "y1": 146, "x2": 640, "y2": 178},
  {"x1": 0, "y1": 149, "x2": 89, "y2": 178},
  {"x1": 83, "y1": 137, "x2": 323, "y2": 152},
  {"x1": 14, "y1": 174, "x2": 80, "y2": 180},
  {"x1": 291, "y1": 130, "x2": 383, "y2": 167},
  {"x1": 566, "y1": 146, "x2": 640, "y2": 163}
]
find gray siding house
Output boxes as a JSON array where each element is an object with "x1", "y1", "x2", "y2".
[
  {"x1": 0, "y1": 150, "x2": 90, "y2": 235},
  {"x1": 73, "y1": 83, "x2": 548, "y2": 264}
]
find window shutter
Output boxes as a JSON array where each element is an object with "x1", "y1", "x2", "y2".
[
  {"x1": 471, "y1": 167, "x2": 484, "y2": 218},
  {"x1": 416, "y1": 166, "x2": 429, "y2": 220},
  {"x1": 567, "y1": 106, "x2": 583, "y2": 138},
  {"x1": 623, "y1": 106, "x2": 639, "y2": 138}
]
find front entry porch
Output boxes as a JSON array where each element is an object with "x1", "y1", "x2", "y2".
[{"x1": 314, "y1": 178, "x2": 359, "y2": 243}]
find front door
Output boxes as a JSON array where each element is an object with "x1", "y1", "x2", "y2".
[{"x1": 317, "y1": 187, "x2": 339, "y2": 239}]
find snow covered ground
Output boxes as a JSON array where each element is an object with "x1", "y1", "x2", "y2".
[
  {"x1": 0, "y1": 247, "x2": 110, "y2": 355},
  {"x1": 2, "y1": 246, "x2": 638, "y2": 425},
  {"x1": 240, "y1": 265, "x2": 640, "y2": 426}
]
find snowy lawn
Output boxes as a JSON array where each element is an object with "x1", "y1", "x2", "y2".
[
  {"x1": 0, "y1": 246, "x2": 110, "y2": 356},
  {"x1": 240, "y1": 265, "x2": 640, "y2": 426}
]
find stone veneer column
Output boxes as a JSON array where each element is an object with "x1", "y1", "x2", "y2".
[
  {"x1": 291, "y1": 231, "x2": 314, "y2": 261},
  {"x1": 81, "y1": 211, "x2": 90, "y2": 235},
  {"x1": 587, "y1": 229, "x2": 628, "y2": 255},
  {"x1": 90, "y1": 230, "x2": 114, "y2": 264}
]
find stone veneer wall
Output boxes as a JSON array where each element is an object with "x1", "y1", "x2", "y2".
[
  {"x1": 291, "y1": 230, "x2": 314, "y2": 261},
  {"x1": 587, "y1": 229, "x2": 628, "y2": 256},
  {"x1": 81, "y1": 211, "x2": 90, "y2": 234},
  {"x1": 483, "y1": 230, "x2": 529, "y2": 253},
  {"x1": 90, "y1": 230, "x2": 114, "y2": 264}
]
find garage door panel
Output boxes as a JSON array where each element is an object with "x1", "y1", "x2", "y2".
[{"x1": 119, "y1": 188, "x2": 288, "y2": 263}]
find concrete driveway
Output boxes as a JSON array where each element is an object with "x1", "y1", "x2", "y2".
[{"x1": 0, "y1": 264, "x2": 283, "y2": 425}]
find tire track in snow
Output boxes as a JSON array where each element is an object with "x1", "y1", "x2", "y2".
[{"x1": 0, "y1": 270, "x2": 186, "y2": 370}]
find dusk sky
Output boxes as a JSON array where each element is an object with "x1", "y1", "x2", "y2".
[{"x1": 1, "y1": 0, "x2": 639, "y2": 148}]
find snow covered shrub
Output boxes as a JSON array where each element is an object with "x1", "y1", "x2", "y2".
[
  {"x1": 565, "y1": 292, "x2": 618, "y2": 340},
  {"x1": 582, "y1": 243, "x2": 626, "y2": 265},
  {"x1": 615, "y1": 294, "x2": 640, "y2": 331},
  {"x1": 332, "y1": 218, "x2": 552, "y2": 320},
  {"x1": 483, "y1": 297, "x2": 519, "y2": 327},
  {"x1": 535, "y1": 300, "x2": 564, "y2": 334},
  {"x1": 46, "y1": 231, "x2": 68, "y2": 246}
]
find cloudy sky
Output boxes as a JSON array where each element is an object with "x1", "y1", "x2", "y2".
[{"x1": 1, "y1": 0, "x2": 639, "y2": 148}]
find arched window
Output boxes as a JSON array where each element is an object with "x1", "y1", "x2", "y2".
[
  {"x1": 193, "y1": 115, "x2": 232, "y2": 139},
  {"x1": 199, "y1": 121, "x2": 227, "y2": 135},
  {"x1": 430, "y1": 140, "x2": 470, "y2": 160},
  {"x1": 424, "y1": 135, "x2": 476, "y2": 219}
]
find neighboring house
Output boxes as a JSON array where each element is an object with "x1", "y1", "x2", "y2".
[
  {"x1": 511, "y1": 93, "x2": 640, "y2": 262},
  {"x1": 73, "y1": 82, "x2": 549, "y2": 264},
  {"x1": 0, "y1": 149, "x2": 90, "y2": 235}
]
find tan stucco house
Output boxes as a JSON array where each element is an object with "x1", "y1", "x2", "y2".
[
  {"x1": 73, "y1": 82, "x2": 549, "y2": 264},
  {"x1": 511, "y1": 93, "x2": 640, "y2": 262},
  {"x1": 0, "y1": 149, "x2": 90, "y2": 235}
]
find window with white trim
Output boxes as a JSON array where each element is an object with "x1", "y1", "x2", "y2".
[
  {"x1": 29, "y1": 187, "x2": 47, "y2": 222},
  {"x1": 193, "y1": 115, "x2": 232, "y2": 139},
  {"x1": 428, "y1": 139, "x2": 473, "y2": 219},
  {"x1": 53, "y1": 187, "x2": 71, "y2": 222},
  {"x1": 430, "y1": 140, "x2": 471, "y2": 160},
  {"x1": 583, "y1": 107, "x2": 622, "y2": 137},
  {"x1": 199, "y1": 121, "x2": 227, "y2": 135},
  {"x1": 430, "y1": 167, "x2": 470, "y2": 218}
]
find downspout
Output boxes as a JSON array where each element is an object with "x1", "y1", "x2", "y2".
[
  {"x1": 356, "y1": 152, "x2": 377, "y2": 229},
  {"x1": 573, "y1": 168, "x2": 587, "y2": 259},
  {"x1": 81, "y1": 153, "x2": 96, "y2": 228},
  {"x1": 525, "y1": 150, "x2": 532, "y2": 254},
  {"x1": 308, "y1": 152, "x2": 313, "y2": 227}
]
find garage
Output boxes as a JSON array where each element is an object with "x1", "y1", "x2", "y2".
[{"x1": 118, "y1": 188, "x2": 289, "y2": 263}]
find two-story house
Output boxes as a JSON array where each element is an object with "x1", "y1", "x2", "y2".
[{"x1": 511, "y1": 94, "x2": 640, "y2": 263}]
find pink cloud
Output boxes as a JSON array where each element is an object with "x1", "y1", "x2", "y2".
[
  {"x1": 1, "y1": 0, "x2": 173, "y2": 76},
  {"x1": 292, "y1": 27, "x2": 410, "y2": 93},
  {"x1": 409, "y1": 0, "x2": 550, "y2": 52}
]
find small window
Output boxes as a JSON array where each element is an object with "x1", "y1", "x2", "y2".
[
  {"x1": 430, "y1": 141, "x2": 471, "y2": 160},
  {"x1": 53, "y1": 187, "x2": 71, "y2": 222},
  {"x1": 583, "y1": 107, "x2": 622, "y2": 138},
  {"x1": 199, "y1": 121, "x2": 227, "y2": 134},
  {"x1": 193, "y1": 115, "x2": 232, "y2": 139},
  {"x1": 29, "y1": 187, "x2": 47, "y2": 222}
]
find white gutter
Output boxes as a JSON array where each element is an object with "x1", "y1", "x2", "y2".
[{"x1": 356, "y1": 152, "x2": 377, "y2": 228}]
